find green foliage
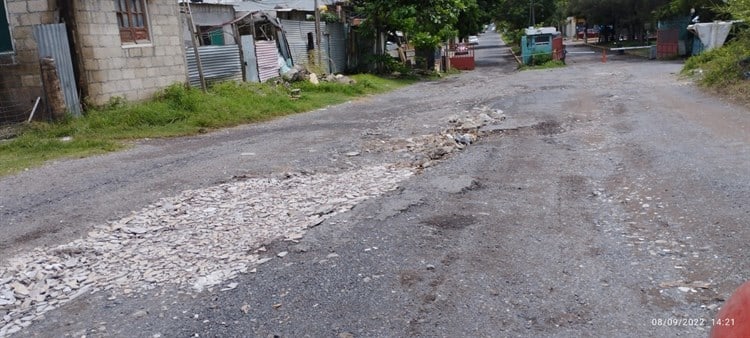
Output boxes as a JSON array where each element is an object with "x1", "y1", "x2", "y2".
[
  {"x1": 724, "y1": 0, "x2": 750, "y2": 21},
  {"x1": 321, "y1": 12, "x2": 341, "y2": 23},
  {"x1": 529, "y1": 53, "x2": 553, "y2": 66},
  {"x1": 0, "y1": 75, "x2": 413, "y2": 176},
  {"x1": 683, "y1": 32, "x2": 750, "y2": 87},
  {"x1": 366, "y1": 54, "x2": 412, "y2": 74},
  {"x1": 501, "y1": 28, "x2": 525, "y2": 46},
  {"x1": 492, "y1": 0, "x2": 558, "y2": 33},
  {"x1": 521, "y1": 59, "x2": 566, "y2": 70},
  {"x1": 352, "y1": 0, "x2": 472, "y2": 49}
]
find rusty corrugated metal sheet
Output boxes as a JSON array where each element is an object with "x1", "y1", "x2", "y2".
[
  {"x1": 185, "y1": 45, "x2": 242, "y2": 87},
  {"x1": 32, "y1": 23, "x2": 82, "y2": 116},
  {"x1": 255, "y1": 40, "x2": 280, "y2": 82}
]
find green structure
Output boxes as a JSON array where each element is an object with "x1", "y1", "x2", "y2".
[{"x1": 521, "y1": 27, "x2": 559, "y2": 65}]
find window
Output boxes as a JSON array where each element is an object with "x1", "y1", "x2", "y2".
[
  {"x1": 199, "y1": 27, "x2": 224, "y2": 46},
  {"x1": 115, "y1": 0, "x2": 149, "y2": 44},
  {"x1": 0, "y1": 1, "x2": 12, "y2": 52}
]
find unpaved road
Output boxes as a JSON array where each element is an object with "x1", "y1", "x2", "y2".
[{"x1": 2, "y1": 33, "x2": 749, "y2": 337}]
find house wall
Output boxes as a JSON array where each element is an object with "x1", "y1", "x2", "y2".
[
  {"x1": 0, "y1": 0, "x2": 56, "y2": 121},
  {"x1": 74, "y1": 0, "x2": 186, "y2": 105},
  {"x1": 181, "y1": 3, "x2": 236, "y2": 47}
]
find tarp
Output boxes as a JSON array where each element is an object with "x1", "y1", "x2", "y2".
[{"x1": 688, "y1": 22, "x2": 734, "y2": 51}]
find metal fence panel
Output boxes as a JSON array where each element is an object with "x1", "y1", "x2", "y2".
[
  {"x1": 326, "y1": 23, "x2": 347, "y2": 74},
  {"x1": 185, "y1": 44, "x2": 242, "y2": 87},
  {"x1": 255, "y1": 40, "x2": 279, "y2": 82},
  {"x1": 280, "y1": 19, "x2": 330, "y2": 73},
  {"x1": 33, "y1": 23, "x2": 81, "y2": 116}
]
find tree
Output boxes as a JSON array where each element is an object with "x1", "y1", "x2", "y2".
[
  {"x1": 568, "y1": 0, "x2": 670, "y2": 42},
  {"x1": 352, "y1": 0, "x2": 482, "y2": 70},
  {"x1": 656, "y1": 0, "x2": 728, "y2": 20},
  {"x1": 352, "y1": 0, "x2": 472, "y2": 49},
  {"x1": 456, "y1": 0, "x2": 484, "y2": 39}
]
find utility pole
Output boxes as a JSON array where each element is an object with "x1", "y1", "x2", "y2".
[
  {"x1": 314, "y1": 0, "x2": 322, "y2": 68},
  {"x1": 530, "y1": 0, "x2": 536, "y2": 27},
  {"x1": 181, "y1": 0, "x2": 206, "y2": 92}
]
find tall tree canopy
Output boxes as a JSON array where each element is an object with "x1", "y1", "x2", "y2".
[{"x1": 352, "y1": 0, "x2": 482, "y2": 49}]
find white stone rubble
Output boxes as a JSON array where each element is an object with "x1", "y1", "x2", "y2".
[{"x1": 0, "y1": 165, "x2": 412, "y2": 336}]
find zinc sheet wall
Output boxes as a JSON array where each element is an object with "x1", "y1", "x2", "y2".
[
  {"x1": 255, "y1": 40, "x2": 280, "y2": 82},
  {"x1": 326, "y1": 23, "x2": 346, "y2": 74},
  {"x1": 32, "y1": 23, "x2": 82, "y2": 116},
  {"x1": 280, "y1": 19, "x2": 330, "y2": 73},
  {"x1": 186, "y1": 44, "x2": 242, "y2": 87}
]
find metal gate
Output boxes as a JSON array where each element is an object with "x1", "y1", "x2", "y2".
[
  {"x1": 552, "y1": 36, "x2": 564, "y2": 61},
  {"x1": 32, "y1": 23, "x2": 81, "y2": 116},
  {"x1": 657, "y1": 29, "x2": 679, "y2": 59}
]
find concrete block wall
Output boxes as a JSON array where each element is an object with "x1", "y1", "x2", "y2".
[
  {"x1": 75, "y1": 0, "x2": 187, "y2": 105},
  {"x1": 0, "y1": 0, "x2": 188, "y2": 120},
  {"x1": 0, "y1": 0, "x2": 56, "y2": 121}
]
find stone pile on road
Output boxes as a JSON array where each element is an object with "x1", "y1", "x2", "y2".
[
  {"x1": 0, "y1": 165, "x2": 412, "y2": 336},
  {"x1": 377, "y1": 105, "x2": 507, "y2": 168}
]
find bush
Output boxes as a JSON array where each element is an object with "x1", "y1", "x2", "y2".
[
  {"x1": 683, "y1": 32, "x2": 750, "y2": 86},
  {"x1": 529, "y1": 53, "x2": 552, "y2": 66}
]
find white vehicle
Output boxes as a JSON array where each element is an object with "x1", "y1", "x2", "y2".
[{"x1": 468, "y1": 35, "x2": 479, "y2": 45}]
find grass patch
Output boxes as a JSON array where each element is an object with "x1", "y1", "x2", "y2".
[
  {"x1": 519, "y1": 53, "x2": 565, "y2": 70},
  {"x1": 0, "y1": 74, "x2": 412, "y2": 176}
]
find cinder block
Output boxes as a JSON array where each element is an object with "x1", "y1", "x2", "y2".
[
  {"x1": 19, "y1": 13, "x2": 42, "y2": 26},
  {"x1": 121, "y1": 68, "x2": 136, "y2": 79},
  {"x1": 107, "y1": 71, "x2": 122, "y2": 81},
  {"x1": 6, "y1": 1, "x2": 27, "y2": 14},
  {"x1": 40, "y1": 11, "x2": 56, "y2": 24},
  {"x1": 12, "y1": 26, "x2": 32, "y2": 40},
  {"x1": 81, "y1": 47, "x2": 95, "y2": 59},
  {"x1": 141, "y1": 47, "x2": 154, "y2": 57},
  {"x1": 127, "y1": 48, "x2": 143, "y2": 57},
  {"x1": 89, "y1": 71, "x2": 106, "y2": 82},
  {"x1": 21, "y1": 74, "x2": 40, "y2": 87},
  {"x1": 26, "y1": 0, "x2": 50, "y2": 13}
]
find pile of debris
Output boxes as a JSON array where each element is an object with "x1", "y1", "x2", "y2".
[
  {"x1": 281, "y1": 64, "x2": 355, "y2": 85},
  {"x1": 376, "y1": 106, "x2": 507, "y2": 169},
  {"x1": 0, "y1": 165, "x2": 412, "y2": 336},
  {"x1": 307, "y1": 73, "x2": 356, "y2": 85}
]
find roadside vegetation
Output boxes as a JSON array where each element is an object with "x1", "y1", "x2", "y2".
[
  {"x1": 0, "y1": 75, "x2": 412, "y2": 176},
  {"x1": 681, "y1": 1, "x2": 750, "y2": 105}
]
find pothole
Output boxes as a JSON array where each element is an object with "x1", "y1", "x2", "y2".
[
  {"x1": 532, "y1": 120, "x2": 565, "y2": 135},
  {"x1": 422, "y1": 214, "x2": 477, "y2": 230}
]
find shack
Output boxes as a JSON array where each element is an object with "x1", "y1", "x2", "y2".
[{"x1": 521, "y1": 27, "x2": 561, "y2": 65}]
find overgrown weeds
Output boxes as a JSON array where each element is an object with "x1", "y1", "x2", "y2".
[{"x1": 683, "y1": 32, "x2": 750, "y2": 105}]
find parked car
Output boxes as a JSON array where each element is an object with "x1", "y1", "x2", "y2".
[{"x1": 468, "y1": 35, "x2": 479, "y2": 45}]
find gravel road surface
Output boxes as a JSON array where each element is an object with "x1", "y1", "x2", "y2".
[{"x1": 1, "y1": 32, "x2": 749, "y2": 337}]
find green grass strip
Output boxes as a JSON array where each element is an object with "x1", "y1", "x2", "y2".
[{"x1": 0, "y1": 74, "x2": 412, "y2": 176}]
